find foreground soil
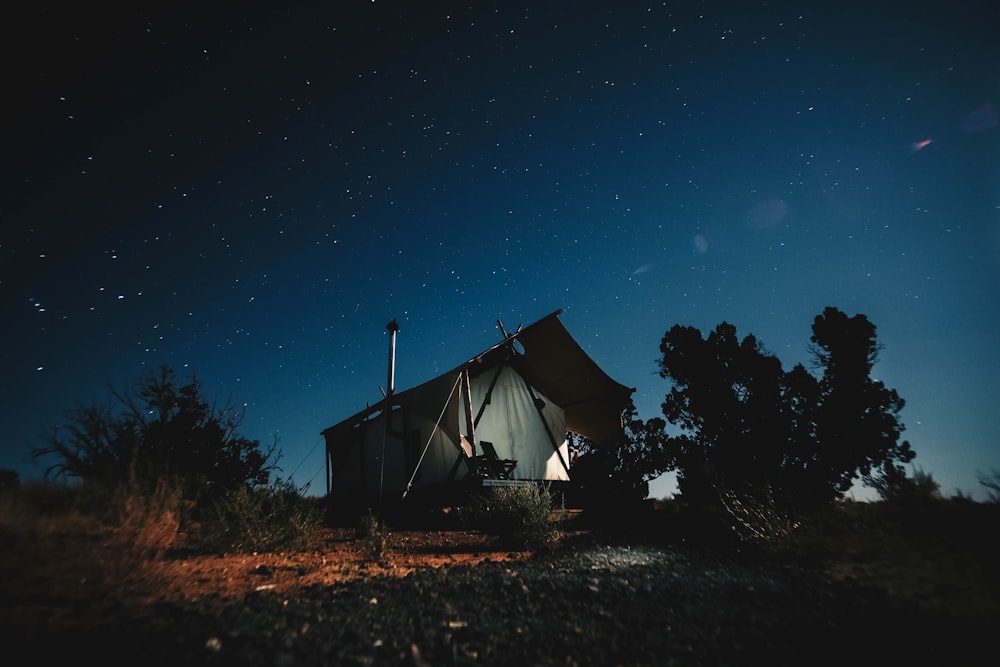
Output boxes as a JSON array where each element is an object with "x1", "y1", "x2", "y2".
[{"x1": 2, "y1": 509, "x2": 998, "y2": 666}]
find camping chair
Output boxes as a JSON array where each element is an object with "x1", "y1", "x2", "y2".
[{"x1": 474, "y1": 440, "x2": 517, "y2": 480}]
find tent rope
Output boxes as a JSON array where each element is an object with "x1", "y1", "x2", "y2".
[
  {"x1": 299, "y1": 458, "x2": 326, "y2": 495},
  {"x1": 288, "y1": 435, "x2": 324, "y2": 480},
  {"x1": 285, "y1": 435, "x2": 326, "y2": 495},
  {"x1": 402, "y1": 372, "x2": 463, "y2": 499}
]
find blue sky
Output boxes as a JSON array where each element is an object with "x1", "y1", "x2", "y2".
[{"x1": 3, "y1": 1, "x2": 998, "y2": 499}]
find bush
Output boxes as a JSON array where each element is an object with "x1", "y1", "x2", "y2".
[
  {"x1": 356, "y1": 509, "x2": 390, "y2": 563},
  {"x1": 193, "y1": 482, "x2": 323, "y2": 554},
  {"x1": 868, "y1": 464, "x2": 941, "y2": 504},
  {"x1": 0, "y1": 481, "x2": 93, "y2": 553},
  {"x1": 31, "y1": 365, "x2": 280, "y2": 499},
  {"x1": 108, "y1": 475, "x2": 188, "y2": 561},
  {"x1": 719, "y1": 487, "x2": 801, "y2": 548},
  {"x1": 464, "y1": 483, "x2": 558, "y2": 553}
]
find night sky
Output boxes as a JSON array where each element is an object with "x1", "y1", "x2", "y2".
[{"x1": 3, "y1": 1, "x2": 998, "y2": 500}]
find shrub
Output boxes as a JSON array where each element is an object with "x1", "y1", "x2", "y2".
[
  {"x1": 0, "y1": 478, "x2": 190, "y2": 592},
  {"x1": 31, "y1": 365, "x2": 280, "y2": 499},
  {"x1": 109, "y1": 474, "x2": 187, "y2": 561},
  {"x1": 193, "y1": 482, "x2": 323, "y2": 553},
  {"x1": 465, "y1": 483, "x2": 558, "y2": 553},
  {"x1": 718, "y1": 487, "x2": 801, "y2": 548},
  {"x1": 0, "y1": 481, "x2": 89, "y2": 551},
  {"x1": 356, "y1": 509, "x2": 390, "y2": 563},
  {"x1": 868, "y1": 464, "x2": 941, "y2": 504}
]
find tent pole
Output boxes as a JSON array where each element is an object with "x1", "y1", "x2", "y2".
[
  {"x1": 462, "y1": 369, "x2": 476, "y2": 453},
  {"x1": 380, "y1": 319, "x2": 399, "y2": 508},
  {"x1": 523, "y1": 379, "x2": 572, "y2": 476}
]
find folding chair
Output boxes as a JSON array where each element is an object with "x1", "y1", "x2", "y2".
[{"x1": 476, "y1": 440, "x2": 517, "y2": 480}]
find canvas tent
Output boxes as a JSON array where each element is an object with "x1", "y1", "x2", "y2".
[{"x1": 321, "y1": 310, "x2": 635, "y2": 506}]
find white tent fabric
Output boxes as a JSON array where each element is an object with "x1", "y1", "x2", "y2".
[{"x1": 463, "y1": 365, "x2": 568, "y2": 481}]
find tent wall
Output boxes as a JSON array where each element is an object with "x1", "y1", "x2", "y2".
[
  {"x1": 327, "y1": 409, "x2": 462, "y2": 501},
  {"x1": 463, "y1": 365, "x2": 568, "y2": 481},
  {"x1": 326, "y1": 364, "x2": 570, "y2": 502},
  {"x1": 326, "y1": 411, "x2": 406, "y2": 499}
]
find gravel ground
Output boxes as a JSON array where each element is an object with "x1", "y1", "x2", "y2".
[{"x1": 5, "y1": 541, "x2": 992, "y2": 666}]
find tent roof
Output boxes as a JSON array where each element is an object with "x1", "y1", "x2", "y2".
[{"x1": 322, "y1": 310, "x2": 635, "y2": 446}]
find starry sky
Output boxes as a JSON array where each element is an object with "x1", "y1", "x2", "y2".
[{"x1": 3, "y1": 1, "x2": 998, "y2": 500}]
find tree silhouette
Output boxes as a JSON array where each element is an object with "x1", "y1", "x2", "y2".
[
  {"x1": 570, "y1": 398, "x2": 670, "y2": 506},
  {"x1": 32, "y1": 365, "x2": 280, "y2": 499},
  {"x1": 657, "y1": 307, "x2": 913, "y2": 509},
  {"x1": 804, "y1": 307, "x2": 913, "y2": 504},
  {"x1": 657, "y1": 322, "x2": 796, "y2": 507}
]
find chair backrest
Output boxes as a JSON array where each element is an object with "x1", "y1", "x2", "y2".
[
  {"x1": 477, "y1": 440, "x2": 517, "y2": 479},
  {"x1": 479, "y1": 440, "x2": 501, "y2": 460}
]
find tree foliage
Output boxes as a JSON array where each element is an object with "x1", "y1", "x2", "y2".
[
  {"x1": 976, "y1": 468, "x2": 1000, "y2": 504},
  {"x1": 809, "y1": 308, "x2": 913, "y2": 500},
  {"x1": 570, "y1": 398, "x2": 670, "y2": 505},
  {"x1": 657, "y1": 307, "x2": 914, "y2": 509},
  {"x1": 32, "y1": 365, "x2": 280, "y2": 500}
]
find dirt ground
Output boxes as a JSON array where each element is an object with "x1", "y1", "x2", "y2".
[
  {"x1": 132, "y1": 526, "x2": 535, "y2": 603},
  {"x1": 2, "y1": 511, "x2": 565, "y2": 610},
  {"x1": 4, "y1": 504, "x2": 998, "y2": 620}
]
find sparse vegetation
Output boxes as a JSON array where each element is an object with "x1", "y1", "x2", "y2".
[
  {"x1": 0, "y1": 480, "x2": 100, "y2": 551},
  {"x1": 356, "y1": 508, "x2": 390, "y2": 563},
  {"x1": 462, "y1": 483, "x2": 559, "y2": 553},
  {"x1": 192, "y1": 480, "x2": 324, "y2": 554},
  {"x1": 719, "y1": 486, "x2": 801, "y2": 547},
  {"x1": 2, "y1": 477, "x2": 998, "y2": 666},
  {"x1": 31, "y1": 365, "x2": 281, "y2": 501},
  {"x1": 108, "y1": 474, "x2": 187, "y2": 561},
  {"x1": 866, "y1": 463, "x2": 941, "y2": 504}
]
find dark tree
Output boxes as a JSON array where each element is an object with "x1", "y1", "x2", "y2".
[
  {"x1": 977, "y1": 468, "x2": 1000, "y2": 503},
  {"x1": 657, "y1": 322, "x2": 799, "y2": 507},
  {"x1": 656, "y1": 308, "x2": 913, "y2": 509},
  {"x1": 807, "y1": 307, "x2": 914, "y2": 503},
  {"x1": 32, "y1": 365, "x2": 280, "y2": 498},
  {"x1": 570, "y1": 398, "x2": 670, "y2": 505}
]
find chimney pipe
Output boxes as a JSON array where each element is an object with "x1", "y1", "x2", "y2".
[
  {"x1": 385, "y1": 319, "x2": 399, "y2": 396},
  {"x1": 379, "y1": 318, "x2": 399, "y2": 507}
]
